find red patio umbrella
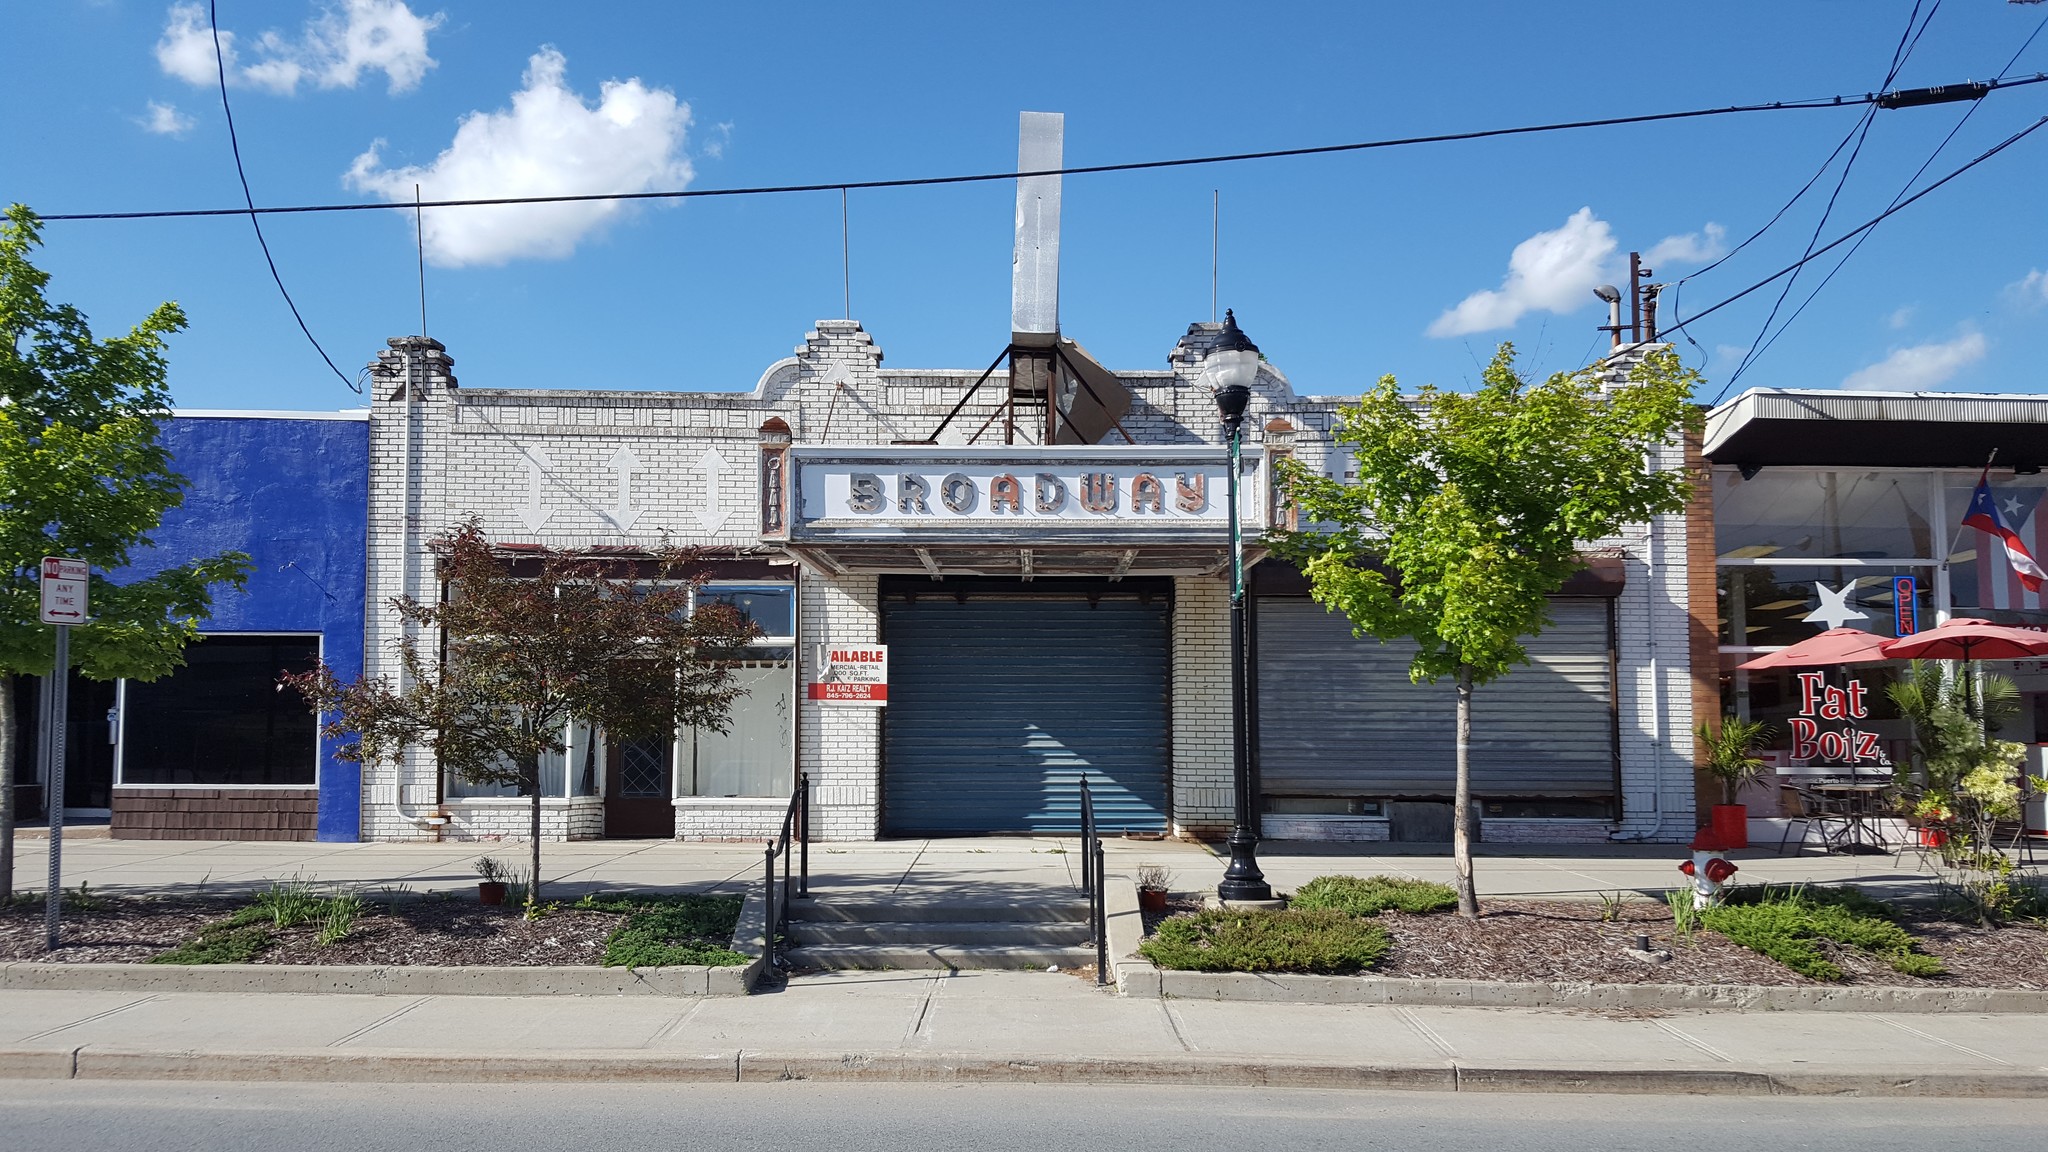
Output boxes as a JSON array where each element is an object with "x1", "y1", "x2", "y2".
[
  {"x1": 1879, "y1": 617, "x2": 2048, "y2": 661},
  {"x1": 1736, "y1": 628, "x2": 1896, "y2": 670}
]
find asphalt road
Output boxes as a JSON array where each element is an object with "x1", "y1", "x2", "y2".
[{"x1": 0, "y1": 1081, "x2": 2036, "y2": 1151}]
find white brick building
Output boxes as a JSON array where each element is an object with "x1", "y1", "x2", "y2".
[{"x1": 355, "y1": 320, "x2": 1699, "y2": 846}]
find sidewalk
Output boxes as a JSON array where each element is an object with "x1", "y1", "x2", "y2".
[
  {"x1": 3, "y1": 971, "x2": 2043, "y2": 1094},
  {"x1": 6, "y1": 834, "x2": 1949, "y2": 903}
]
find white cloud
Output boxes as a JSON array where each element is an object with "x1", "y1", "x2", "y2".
[
  {"x1": 1712, "y1": 343, "x2": 1750, "y2": 366},
  {"x1": 1645, "y1": 222, "x2": 1727, "y2": 267},
  {"x1": 140, "y1": 100, "x2": 195, "y2": 137},
  {"x1": 1840, "y1": 331, "x2": 1987, "y2": 392},
  {"x1": 156, "y1": 0, "x2": 441, "y2": 96},
  {"x1": 1886, "y1": 305, "x2": 1916, "y2": 330},
  {"x1": 702, "y1": 121, "x2": 734, "y2": 160},
  {"x1": 345, "y1": 48, "x2": 694, "y2": 267},
  {"x1": 1428, "y1": 207, "x2": 1616, "y2": 337},
  {"x1": 2009, "y1": 270, "x2": 2048, "y2": 307}
]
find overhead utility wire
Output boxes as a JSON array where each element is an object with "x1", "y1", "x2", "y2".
[
  {"x1": 1730, "y1": 8, "x2": 2048, "y2": 390},
  {"x1": 206, "y1": 0, "x2": 358, "y2": 393},
  {"x1": 1664, "y1": 114, "x2": 2048, "y2": 353},
  {"x1": 1721, "y1": 0, "x2": 1934, "y2": 393},
  {"x1": 38, "y1": 76, "x2": 2048, "y2": 223}
]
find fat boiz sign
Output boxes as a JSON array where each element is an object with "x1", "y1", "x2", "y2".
[
  {"x1": 810, "y1": 644, "x2": 887, "y2": 706},
  {"x1": 1786, "y1": 670, "x2": 1891, "y2": 772}
]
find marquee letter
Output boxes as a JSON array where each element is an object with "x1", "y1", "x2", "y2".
[
  {"x1": 1175, "y1": 472, "x2": 1207, "y2": 514},
  {"x1": 847, "y1": 472, "x2": 884, "y2": 514},
  {"x1": 1080, "y1": 473, "x2": 1118, "y2": 513},
  {"x1": 1131, "y1": 473, "x2": 1164, "y2": 514},
  {"x1": 1796, "y1": 671, "x2": 1827, "y2": 717},
  {"x1": 1845, "y1": 679, "x2": 1868, "y2": 720},
  {"x1": 941, "y1": 472, "x2": 979, "y2": 514},
  {"x1": 898, "y1": 474, "x2": 931, "y2": 514},
  {"x1": 990, "y1": 474, "x2": 1023, "y2": 514},
  {"x1": 1035, "y1": 473, "x2": 1067, "y2": 513}
]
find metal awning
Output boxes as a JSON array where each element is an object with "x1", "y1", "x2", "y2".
[
  {"x1": 1704, "y1": 389, "x2": 2048, "y2": 468},
  {"x1": 785, "y1": 542, "x2": 1254, "y2": 580}
]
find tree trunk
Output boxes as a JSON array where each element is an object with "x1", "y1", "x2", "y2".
[
  {"x1": 0, "y1": 672, "x2": 16, "y2": 901},
  {"x1": 1453, "y1": 664, "x2": 1479, "y2": 920},
  {"x1": 526, "y1": 754, "x2": 543, "y2": 909}
]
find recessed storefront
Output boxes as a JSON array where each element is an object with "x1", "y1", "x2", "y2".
[{"x1": 880, "y1": 578, "x2": 1170, "y2": 835}]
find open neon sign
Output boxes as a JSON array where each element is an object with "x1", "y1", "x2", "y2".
[{"x1": 1788, "y1": 670, "x2": 1890, "y2": 766}]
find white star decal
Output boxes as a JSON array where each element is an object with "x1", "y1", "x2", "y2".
[
  {"x1": 2003, "y1": 495, "x2": 2028, "y2": 523},
  {"x1": 1803, "y1": 581, "x2": 1871, "y2": 630}
]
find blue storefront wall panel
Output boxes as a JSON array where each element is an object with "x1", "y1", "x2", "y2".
[
  {"x1": 114, "y1": 413, "x2": 369, "y2": 840},
  {"x1": 882, "y1": 596, "x2": 1170, "y2": 835}
]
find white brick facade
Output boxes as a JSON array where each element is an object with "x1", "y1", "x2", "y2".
[{"x1": 355, "y1": 322, "x2": 1699, "y2": 846}]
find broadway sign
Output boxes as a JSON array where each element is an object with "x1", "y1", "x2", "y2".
[{"x1": 782, "y1": 446, "x2": 1265, "y2": 545}]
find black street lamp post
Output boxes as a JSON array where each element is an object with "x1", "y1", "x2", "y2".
[{"x1": 1208, "y1": 310, "x2": 1272, "y2": 903}]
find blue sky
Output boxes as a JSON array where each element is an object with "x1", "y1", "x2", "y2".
[{"x1": 6, "y1": 1, "x2": 2046, "y2": 412}]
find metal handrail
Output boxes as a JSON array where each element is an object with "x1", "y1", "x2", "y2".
[
  {"x1": 763, "y1": 772, "x2": 810, "y2": 969},
  {"x1": 1079, "y1": 777, "x2": 1107, "y2": 986}
]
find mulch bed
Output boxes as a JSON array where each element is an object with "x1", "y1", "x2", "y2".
[
  {"x1": 1145, "y1": 896, "x2": 2048, "y2": 988},
  {"x1": 0, "y1": 894, "x2": 630, "y2": 967}
]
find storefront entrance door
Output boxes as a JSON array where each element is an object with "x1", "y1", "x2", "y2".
[{"x1": 604, "y1": 735, "x2": 675, "y2": 838}]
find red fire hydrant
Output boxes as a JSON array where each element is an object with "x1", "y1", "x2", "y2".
[{"x1": 1678, "y1": 830, "x2": 1739, "y2": 907}]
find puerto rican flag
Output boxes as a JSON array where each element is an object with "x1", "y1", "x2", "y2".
[{"x1": 1963, "y1": 471, "x2": 2046, "y2": 596}]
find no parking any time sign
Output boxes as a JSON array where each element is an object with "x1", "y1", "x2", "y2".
[{"x1": 39, "y1": 556, "x2": 88, "y2": 625}]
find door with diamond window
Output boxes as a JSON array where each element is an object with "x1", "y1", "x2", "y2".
[{"x1": 604, "y1": 735, "x2": 675, "y2": 838}]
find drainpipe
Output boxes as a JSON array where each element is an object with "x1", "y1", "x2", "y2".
[{"x1": 391, "y1": 346, "x2": 446, "y2": 837}]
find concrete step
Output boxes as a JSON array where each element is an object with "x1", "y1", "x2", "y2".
[
  {"x1": 784, "y1": 944, "x2": 1097, "y2": 972},
  {"x1": 788, "y1": 898, "x2": 1089, "y2": 924},
  {"x1": 787, "y1": 920, "x2": 1092, "y2": 948}
]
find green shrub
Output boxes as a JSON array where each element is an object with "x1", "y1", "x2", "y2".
[
  {"x1": 317, "y1": 892, "x2": 365, "y2": 947},
  {"x1": 1702, "y1": 885, "x2": 1944, "y2": 982},
  {"x1": 150, "y1": 924, "x2": 272, "y2": 965},
  {"x1": 1139, "y1": 908, "x2": 1392, "y2": 974},
  {"x1": 1289, "y1": 875, "x2": 1458, "y2": 917},
  {"x1": 600, "y1": 894, "x2": 746, "y2": 968},
  {"x1": 251, "y1": 879, "x2": 325, "y2": 929}
]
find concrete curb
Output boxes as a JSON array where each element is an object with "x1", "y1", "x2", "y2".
[
  {"x1": 1152, "y1": 970, "x2": 2048, "y2": 1013},
  {"x1": 0, "y1": 1047, "x2": 2041, "y2": 1096}
]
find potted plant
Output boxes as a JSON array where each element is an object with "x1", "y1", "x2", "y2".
[
  {"x1": 474, "y1": 855, "x2": 509, "y2": 906},
  {"x1": 1910, "y1": 793, "x2": 1954, "y2": 848},
  {"x1": 1135, "y1": 862, "x2": 1173, "y2": 913},
  {"x1": 1695, "y1": 714, "x2": 1772, "y2": 849}
]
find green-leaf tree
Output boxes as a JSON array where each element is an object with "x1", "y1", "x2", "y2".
[
  {"x1": 0, "y1": 204, "x2": 251, "y2": 899},
  {"x1": 1276, "y1": 344, "x2": 1699, "y2": 918},
  {"x1": 285, "y1": 520, "x2": 760, "y2": 905}
]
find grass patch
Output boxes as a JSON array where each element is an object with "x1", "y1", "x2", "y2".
[
  {"x1": 580, "y1": 893, "x2": 747, "y2": 968},
  {"x1": 1701, "y1": 885, "x2": 1944, "y2": 982},
  {"x1": 1140, "y1": 907, "x2": 1391, "y2": 974},
  {"x1": 149, "y1": 922, "x2": 273, "y2": 965},
  {"x1": 150, "y1": 881, "x2": 368, "y2": 963},
  {"x1": 1289, "y1": 875, "x2": 1458, "y2": 917}
]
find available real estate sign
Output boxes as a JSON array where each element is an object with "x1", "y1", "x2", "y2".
[{"x1": 810, "y1": 644, "x2": 887, "y2": 706}]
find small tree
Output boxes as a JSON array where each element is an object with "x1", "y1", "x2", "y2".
[
  {"x1": 1696, "y1": 714, "x2": 1773, "y2": 807},
  {"x1": 1277, "y1": 344, "x2": 1698, "y2": 918},
  {"x1": 286, "y1": 521, "x2": 758, "y2": 904},
  {"x1": 1, "y1": 205, "x2": 250, "y2": 899}
]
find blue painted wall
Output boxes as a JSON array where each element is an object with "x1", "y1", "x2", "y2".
[{"x1": 117, "y1": 414, "x2": 370, "y2": 841}]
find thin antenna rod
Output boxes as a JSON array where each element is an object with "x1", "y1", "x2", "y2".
[
  {"x1": 1211, "y1": 189, "x2": 1219, "y2": 324},
  {"x1": 841, "y1": 187, "x2": 851, "y2": 320},
  {"x1": 414, "y1": 183, "x2": 427, "y2": 338}
]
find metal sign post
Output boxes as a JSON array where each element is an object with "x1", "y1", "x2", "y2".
[{"x1": 38, "y1": 556, "x2": 87, "y2": 952}]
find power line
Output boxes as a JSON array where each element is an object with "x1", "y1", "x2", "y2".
[
  {"x1": 1666, "y1": 114, "x2": 2048, "y2": 375},
  {"x1": 37, "y1": 75, "x2": 2048, "y2": 224},
  {"x1": 1732, "y1": 7, "x2": 2047, "y2": 384},
  {"x1": 1721, "y1": 0, "x2": 1936, "y2": 393},
  {"x1": 207, "y1": 0, "x2": 358, "y2": 393}
]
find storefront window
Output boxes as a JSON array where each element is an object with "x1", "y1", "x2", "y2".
[
  {"x1": 1944, "y1": 476, "x2": 2048, "y2": 622},
  {"x1": 1718, "y1": 565, "x2": 1934, "y2": 647},
  {"x1": 686, "y1": 657, "x2": 794, "y2": 798},
  {"x1": 120, "y1": 635, "x2": 320, "y2": 787},
  {"x1": 697, "y1": 585, "x2": 794, "y2": 640},
  {"x1": 1715, "y1": 469, "x2": 1933, "y2": 561},
  {"x1": 1718, "y1": 661, "x2": 1912, "y2": 773},
  {"x1": 445, "y1": 721, "x2": 596, "y2": 798}
]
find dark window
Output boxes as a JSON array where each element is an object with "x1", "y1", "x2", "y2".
[
  {"x1": 698, "y1": 585, "x2": 793, "y2": 638},
  {"x1": 121, "y1": 636, "x2": 320, "y2": 787}
]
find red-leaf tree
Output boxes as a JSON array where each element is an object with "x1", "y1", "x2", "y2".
[{"x1": 286, "y1": 520, "x2": 759, "y2": 903}]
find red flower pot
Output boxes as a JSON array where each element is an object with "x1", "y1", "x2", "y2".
[
  {"x1": 1916, "y1": 828, "x2": 1948, "y2": 848},
  {"x1": 478, "y1": 881, "x2": 508, "y2": 906},
  {"x1": 1138, "y1": 888, "x2": 1169, "y2": 913},
  {"x1": 1710, "y1": 804, "x2": 1750, "y2": 850}
]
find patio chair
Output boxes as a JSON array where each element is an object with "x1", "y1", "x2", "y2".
[{"x1": 1777, "y1": 785, "x2": 1850, "y2": 856}]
